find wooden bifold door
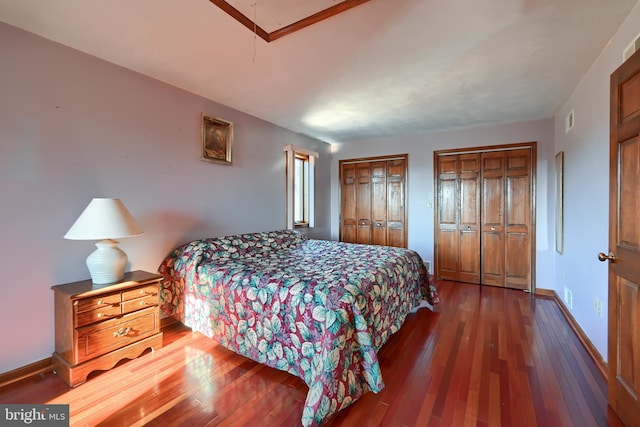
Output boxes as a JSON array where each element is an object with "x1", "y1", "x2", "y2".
[
  {"x1": 435, "y1": 144, "x2": 535, "y2": 291},
  {"x1": 340, "y1": 154, "x2": 408, "y2": 248}
]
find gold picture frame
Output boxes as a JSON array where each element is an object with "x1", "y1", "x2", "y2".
[
  {"x1": 201, "y1": 114, "x2": 233, "y2": 165},
  {"x1": 555, "y1": 151, "x2": 564, "y2": 254}
]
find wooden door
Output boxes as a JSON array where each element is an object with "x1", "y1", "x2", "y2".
[
  {"x1": 339, "y1": 155, "x2": 408, "y2": 248},
  {"x1": 480, "y1": 149, "x2": 532, "y2": 289},
  {"x1": 458, "y1": 154, "x2": 481, "y2": 283},
  {"x1": 386, "y1": 158, "x2": 407, "y2": 248},
  {"x1": 371, "y1": 161, "x2": 387, "y2": 246},
  {"x1": 340, "y1": 163, "x2": 357, "y2": 243},
  {"x1": 437, "y1": 155, "x2": 460, "y2": 281},
  {"x1": 504, "y1": 149, "x2": 532, "y2": 289},
  {"x1": 435, "y1": 144, "x2": 534, "y2": 290},
  {"x1": 355, "y1": 163, "x2": 372, "y2": 244},
  {"x1": 436, "y1": 154, "x2": 480, "y2": 283},
  {"x1": 481, "y1": 151, "x2": 506, "y2": 286},
  {"x1": 607, "y1": 51, "x2": 640, "y2": 426}
]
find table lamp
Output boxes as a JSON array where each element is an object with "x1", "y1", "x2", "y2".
[{"x1": 64, "y1": 198, "x2": 143, "y2": 284}]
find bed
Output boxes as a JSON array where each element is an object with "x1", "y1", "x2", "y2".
[{"x1": 158, "y1": 229, "x2": 439, "y2": 426}]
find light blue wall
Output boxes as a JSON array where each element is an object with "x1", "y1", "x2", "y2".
[
  {"x1": 552, "y1": 1, "x2": 640, "y2": 362},
  {"x1": 0, "y1": 22, "x2": 331, "y2": 374}
]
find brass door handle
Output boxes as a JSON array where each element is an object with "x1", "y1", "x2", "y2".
[{"x1": 597, "y1": 252, "x2": 616, "y2": 263}]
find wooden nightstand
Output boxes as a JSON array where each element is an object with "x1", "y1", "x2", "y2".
[{"x1": 51, "y1": 270, "x2": 163, "y2": 387}]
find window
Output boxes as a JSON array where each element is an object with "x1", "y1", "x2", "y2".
[
  {"x1": 284, "y1": 145, "x2": 318, "y2": 229},
  {"x1": 293, "y1": 154, "x2": 308, "y2": 224}
]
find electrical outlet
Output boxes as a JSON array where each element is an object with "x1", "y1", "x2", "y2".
[
  {"x1": 594, "y1": 298, "x2": 604, "y2": 318},
  {"x1": 564, "y1": 287, "x2": 573, "y2": 309},
  {"x1": 425, "y1": 260, "x2": 432, "y2": 274}
]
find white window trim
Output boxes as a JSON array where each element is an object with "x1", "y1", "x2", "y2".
[{"x1": 284, "y1": 144, "x2": 318, "y2": 230}]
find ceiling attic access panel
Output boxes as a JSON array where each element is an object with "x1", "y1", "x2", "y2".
[{"x1": 209, "y1": 0, "x2": 373, "y2": 42}]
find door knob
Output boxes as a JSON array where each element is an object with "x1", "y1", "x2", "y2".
[{"x1": 597, "y1": 252, "x2": 616, "y2": 263}]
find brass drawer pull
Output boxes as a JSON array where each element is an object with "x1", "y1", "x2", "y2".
[
  {"x1": 140, "y1": 301, "x2": 146, "y2": 306},
  {"x1": 113, "y1": 327, "x2": 131, "y2": 337}
]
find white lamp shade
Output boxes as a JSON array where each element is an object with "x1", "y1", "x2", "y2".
[{"x1": 64, "y1": 198, "x2": 143, "y2": 240}]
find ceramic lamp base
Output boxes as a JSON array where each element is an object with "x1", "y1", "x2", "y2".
[{"x1": 86, "y1": 239, "x2": 127, "y2": 284}]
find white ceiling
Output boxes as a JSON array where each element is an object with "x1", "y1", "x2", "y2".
[{"x1": 1, "y1": 0, "x2": 637, "y2": 144}]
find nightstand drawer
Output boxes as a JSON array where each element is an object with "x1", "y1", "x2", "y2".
[
  {"x1": 52, "y1": 270, "x2": 164, "y2": 386},
  {"x1": 76, "y1": 293, "x2": 121, "y2": 313},
  {"x1": 76, "y1": 303, "x2": 121, "y2": 326},
  {"x1": 123, "y1": 285, "x2": 157, "y2": 301},
  {"x1": 76, "y1": 307, "x2": 159, "y2": 363},
  {"x1": 122, "y1": 294, "x2": 158, "y2": 314}
]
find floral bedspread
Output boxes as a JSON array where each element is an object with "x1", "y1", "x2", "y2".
[{"x1": 158, "y1": 230, "x2": 439, "y2": 426}]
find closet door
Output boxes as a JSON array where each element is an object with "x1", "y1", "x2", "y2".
[
  {"x1": 339, "y1": 155, "x2": 408, "y2": 248},
  {"x1": 435, "y1": 144, "x2": 534, "y2": 291},
  {"x1": 436, "y1": 154, "x2": 480, "y2": 283},
  {"x1": 340, "y1": 163, "x2": 357, "y2": 243},
  {"x1": 504, "y1": 149, "x2": 531, "y2": 289},
  {"x1": 355, "y1": 163, "x2": 372, "y2": 244},
  {"x1": 371, "y1": 161, "x2": 387, "y2": 246},
  {"x1": 481, "y1": 152, "x2": 506, "y2": 286},
  {"x1": 386, "y1": 158, "x2": 407, "y2": 248},
  {"x1": 436, "y1": 155, "x2": 459, "y2": 281},
  {"x1": 458, "y1": 154, "x2": 481, "y2": 283}
]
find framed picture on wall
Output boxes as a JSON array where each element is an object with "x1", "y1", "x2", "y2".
[
  {"x1": 555, "y1": 151, "x2": 564, "y2": 254},
  {"x1": 201, "y1": 114, "x2": 233, "y2": 165}
]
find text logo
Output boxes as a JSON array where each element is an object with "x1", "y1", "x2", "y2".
[{"x1": 1, "y1": 404, "x2": 69, "y2": 426}]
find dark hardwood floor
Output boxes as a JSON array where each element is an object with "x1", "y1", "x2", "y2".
[{"x1": 0, "y1": 281, "x2": 623, "y2": 426}]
